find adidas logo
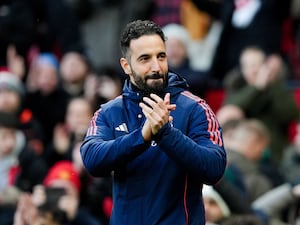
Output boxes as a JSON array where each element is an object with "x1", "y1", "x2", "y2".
[{"x1": 115, "y1": 123, "x2": 128, "y2": 133}]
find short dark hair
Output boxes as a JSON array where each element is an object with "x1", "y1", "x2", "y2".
[{"x1": 120, "y1": 20, "x2": 166, "y2": 58}]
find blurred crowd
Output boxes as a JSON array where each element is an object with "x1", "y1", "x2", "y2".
[{"x1": 1, "y1": 0, "x2": 300, "y2": 225}]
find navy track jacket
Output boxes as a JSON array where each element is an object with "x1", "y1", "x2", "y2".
[{"x1": 80, "y1": 72, "x2": 226, "y2": 225}]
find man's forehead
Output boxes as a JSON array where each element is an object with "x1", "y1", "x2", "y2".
[
  {"x1": 129, "y1": 34, "x2": 164, "y2": 47},
  {"x1": 129, "y1": 35, "x2": 165, "y2": 55}
]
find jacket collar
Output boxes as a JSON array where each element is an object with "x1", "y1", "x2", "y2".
[{"x1": 122, "y1": 72, "x2": 189, "y2": 101}]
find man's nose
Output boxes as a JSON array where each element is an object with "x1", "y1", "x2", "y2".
[{"x1": 151, "y1": 59, "x2": 161, "y2": 72}]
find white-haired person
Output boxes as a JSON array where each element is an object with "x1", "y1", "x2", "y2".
[
  {"x1": 203, "y1": 184, "x2": 231, "y2": 225},
  {"x1": 162, "y1": 23, "x2": 209, "y2": 97}
]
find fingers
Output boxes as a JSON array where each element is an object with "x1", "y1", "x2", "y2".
[
  {"x1": 143, "y1": 94, "x2": 163, "y2": 111},
  {"x1": 139, "y1": 102, "x2": 154, "y2": 117},
  {"x1": 139, "y1": 93, "x2": 176, "y2": 115},
  {"x1": 164, "y1": 93, "x2": 170, "y2": 105},
  {"x1": 142, "y1": 93, "x2": 175, "y2": 110},
  {"x1": 139, "y1": 93, "x2": 176, "y2": 135},
  {"x1": 140, "y1": 95, "x2": 165, "y2": 121}
]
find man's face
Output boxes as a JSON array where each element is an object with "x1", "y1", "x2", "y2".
[
  {"x1": 240, "y1": 49, "x2": 265, "y2": 84},
  {"x1": 120, "y1": 34, "x2": 169, "y2": 95}
]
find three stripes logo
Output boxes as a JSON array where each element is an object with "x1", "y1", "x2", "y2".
[{"x1": 115, "y1": 123, "x2": 129, "y2": 133}]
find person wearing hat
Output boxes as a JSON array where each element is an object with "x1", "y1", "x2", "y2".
[
  {"x1": 25, "y1": 52, "x2": 71, "y2": 146},
  {"x1": 0, "y1": 71, "x2": 25, "y2": 115},
  {"x1": 0, "y1": 109, "x2": 50, "y2": 225},
  {"x1": 202, "y1": 184, "x2": 231, "y2": 225},
  {"x1": 0, "y1": 71, "x2": 46, "y2": 158},
  {"x1": 162, "y1": 23, "x2": 209, "y2": 97},
  {"x1": 13, "y1": 160, "x2": 101, "y2": 225}
]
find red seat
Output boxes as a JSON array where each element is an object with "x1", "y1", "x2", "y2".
[{"x1": 204, "y1": 89, "x2": 226, "y2": 113}]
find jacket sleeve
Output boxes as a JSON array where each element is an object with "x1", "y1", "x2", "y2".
[
  {"x1": 154, "y1": 100, "x2": 227, "y2": 184},
  {"x1": 80, "y1": 108, "x2": 150, "y2": 177},
  {"x1": 251, "y1": 183, "x2": 295, "y2": 217}
]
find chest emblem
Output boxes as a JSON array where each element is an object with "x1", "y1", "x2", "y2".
[{"x1": 115, "y1": 123, "x2": 129, "y2": 133}]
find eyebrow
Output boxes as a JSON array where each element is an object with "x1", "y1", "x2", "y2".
[
  {"x1": 137, "y1": 51, "x2": 166, "y2": 59},
  {"x1": 137, "y1": 54, "x2": 150, "y2": 61}
]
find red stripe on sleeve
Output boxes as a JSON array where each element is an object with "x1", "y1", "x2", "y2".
[
  {"x1": 181, "y1": 91, "x2": 223, "y2": 147},
  {"x1": 87, "y1": 109, "x2": 100, "y2": 136},
  {"x1": 184, "y1": 176, "x2": 189, "y2": 225}
]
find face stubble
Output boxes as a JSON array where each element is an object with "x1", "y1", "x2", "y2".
[{"x1": 131, "y1": 69, "x2": 168, "y2": 97}]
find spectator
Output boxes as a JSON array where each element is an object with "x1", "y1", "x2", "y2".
[
  {"x1": 216, "y1": 104, "x2": 245, "y2": 128},
  {"x1": 43, "y1": 97, "x2": 93, "y2": 168},
  {"x1": 203, "y1": 182, "x2": 265, "y2": 225},
  {"x1": 0, "y1": 112, "x2": 24, "y2": 225},
  {"x1": 59, "y1": 52, "x2": 91, "y2": 98},
  {"x1": 14, "y1": 191, "x2": 67, "y2": 225},
  {"x1": 13, "y1": 160, "x2": 101, "y2": 225},
  {"x1": 225, "y1": 119, "x2": 274, "y2": 202},
  {"x1": 191, "y1": 0, "x2": 292, "y2": 85},
  {"x1": 84, "y1": 66, "x2": 123, "y2": 111},
  {"x1": 0, "y1": 111, "x2": 48, "y2": 225},
  {"x1": 150, "y1": 0, "x2": 222, "y2": 77},
  {"x1": 0, "y1": 72, "x2": 25, "y2": 115},
  {"x1": 203, "y1": 184, "x2": 231, "y2": 225},
  {"x1": 25, "y1": 53, "x2": 70, "y2": 146},
  {"x1": 223, "y1": 46, "x2": 299, "y2": 165},
  {"x1": 0, "y1": 71, "x2": 44, "y2": 159},
  {"x1": 162, "y1": 23, "x2": 209, "y2": 97},
  {"x1": 215, "y1": 104, "x2": 248, "y2": 194}
]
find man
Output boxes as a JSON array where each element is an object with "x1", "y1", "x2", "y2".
[{"x1": 80, "y1": 20, "x2": 226, "y2": 225}]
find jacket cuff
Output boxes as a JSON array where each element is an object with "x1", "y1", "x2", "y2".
[{"x1": 152, "y1": 122, "x2": 172, "y2": 141}]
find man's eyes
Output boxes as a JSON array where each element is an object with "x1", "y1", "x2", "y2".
[
  {"x1": 158, "y1": 54, "x2": 166, "y2": 59},
  {"x1": 139, "y1": 54, "x2": 166, "y2": 62}
]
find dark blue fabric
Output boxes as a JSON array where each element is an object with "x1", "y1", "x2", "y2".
[{"x1": 80, "y1": 72, "x2": 226, "y2": 225}]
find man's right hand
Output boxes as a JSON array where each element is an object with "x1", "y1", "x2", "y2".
[{"x1": 140, "y1": 93, "x2": 176, "y2": 141}]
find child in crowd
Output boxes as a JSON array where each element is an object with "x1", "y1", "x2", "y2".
[{"x1": 14, "y1": 160, "x2": 101, "y2": 225}]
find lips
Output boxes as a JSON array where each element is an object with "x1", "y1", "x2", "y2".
[{"x1": 146, "y1": 74, "x2": 163, "y2": 80}]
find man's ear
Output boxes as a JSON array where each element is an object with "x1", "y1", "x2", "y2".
[{"x1": 120, "y1": 58, "x2": 131, "y2": 75}]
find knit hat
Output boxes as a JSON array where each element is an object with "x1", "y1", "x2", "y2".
[
  {"x1": 202, "y1": 185, "x2": 231, "y2": 217},
  {"x1": 44, "y1": 161, "x2": 81, "y2": 192},
  {"x1": 0, "y1": 72, "x2": 25, "y2": 97},
  {"x1": 162, "y1": 23, "x2": 191, "y2": 48},
  {"x1": 36, "y1": 53, "x2": 59, "y2": 70}
]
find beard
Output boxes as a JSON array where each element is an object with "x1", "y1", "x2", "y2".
[{"x1": 131, "y1": 69, "x2": 168, "y2": 97}]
